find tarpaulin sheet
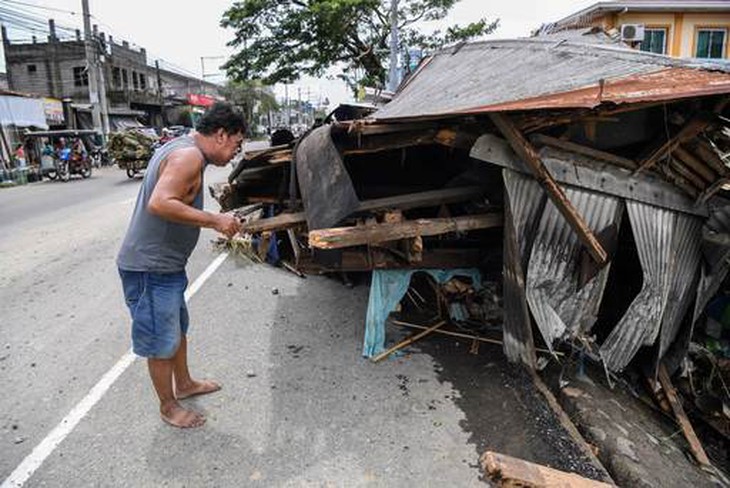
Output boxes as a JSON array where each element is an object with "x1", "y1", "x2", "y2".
[
  {"x1": 363, "y1": 268, "x2": 482, "y2": 357},
  {"x1": 0, "y1": 95, "x2": 48, "y2": 129},
  {"x1": 295, "y1": 125, "x2": 360, "y2": 230}
]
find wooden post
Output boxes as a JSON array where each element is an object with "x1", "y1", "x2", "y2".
[{"x1": 489, "y1": 113, "x2": 607, "y2": 265}]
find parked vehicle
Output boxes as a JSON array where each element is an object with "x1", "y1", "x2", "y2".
[{"x1": 24, "y1": 129, "x2": 97, "y2": 181}]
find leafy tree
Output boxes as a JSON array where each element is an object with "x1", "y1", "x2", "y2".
[
  {"x1": 220, "y1": 79, "x2": 279, "y2": 131},
  {"x1": 221, "y1": 0, "x2": 498, "y2": 91}
]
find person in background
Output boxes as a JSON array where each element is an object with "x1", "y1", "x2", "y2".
[{"x1": 13, "y1": 143, "x2": 26, "y2": 168}]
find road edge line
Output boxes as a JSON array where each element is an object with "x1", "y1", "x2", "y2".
[{"x1": 1, "y1": 251, "x2": 230, "y2": 488}]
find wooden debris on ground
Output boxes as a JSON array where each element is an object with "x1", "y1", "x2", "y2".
[
  {"x1": 656, "y1": 363, "x2": 711, "y2": 467},
  {"x1": 481, "y1": 451, "x2": 614, "y2": 488}
]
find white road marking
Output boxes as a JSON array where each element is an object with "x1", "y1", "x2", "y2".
[
  {"x1": 118, "y1": 197, "x2": 136, "y2": 205},
  {"x1": 1, "y1": 252, "x2": 230, "y2": 488}
]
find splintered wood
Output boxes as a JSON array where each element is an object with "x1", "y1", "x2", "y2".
[{"x1": 481, "y1": 451, "x2": 614, "y2": 488}]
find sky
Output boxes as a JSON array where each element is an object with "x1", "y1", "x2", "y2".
[{"x1": 0, "y1": 0, "x2": 597, "y2": 107}]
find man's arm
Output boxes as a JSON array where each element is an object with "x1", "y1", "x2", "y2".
[{"x1": 147, "y1": 148, "x2": 240, "y2": 237}]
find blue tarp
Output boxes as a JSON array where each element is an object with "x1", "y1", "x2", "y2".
[{"x1": 363, "y1": 268, "x2": 482, "y2": 357}]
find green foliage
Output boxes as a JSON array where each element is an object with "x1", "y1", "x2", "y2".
[
  {"x1": 221, "y1": 79, "x2": 280, "y2": 130},
  {"x1": 221, "y1": 0, "x2": 498, "y2": 90}
]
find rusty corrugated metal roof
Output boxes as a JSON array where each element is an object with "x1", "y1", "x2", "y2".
[{"x1": 373, "y1": 39, "x2": 730, "y2": 121}]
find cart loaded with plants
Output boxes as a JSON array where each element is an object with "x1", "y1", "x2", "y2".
[{"x1": 108, "y1": 129, "x2": 158, "y2": 178}]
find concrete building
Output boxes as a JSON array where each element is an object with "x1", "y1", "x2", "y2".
[
  {"x1": 2, "y1": 19, "x2": 222, "y2": 131},
  {"x1": 547, "y1": 0, "x2": 730, "y2": 59}
]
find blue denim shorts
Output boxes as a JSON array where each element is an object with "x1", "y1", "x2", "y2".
[{"x1": 118, "y1": 268, "x2": 189, "y2": 359}]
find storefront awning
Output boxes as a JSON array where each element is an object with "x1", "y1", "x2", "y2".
[{"x1": 0, "y1": 95, "x2": 48, "y2": 129}]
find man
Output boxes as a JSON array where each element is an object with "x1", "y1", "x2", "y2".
[{"x1": 117, "y1": 103, "x2": 244, "y2": 428}]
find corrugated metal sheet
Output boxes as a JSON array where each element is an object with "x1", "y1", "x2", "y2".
[
  {"x1": 503, "y1": 170, "x2": 546, "y2": 266},
  {"x1": 600, "y1": 202, "x2": 676, "y2": 371},
  {"x1": 694, "y1": 204, "x2": 730, "y2": 322},
  {"x1": 526, "y1": 187, "x2": 622, "y2": 349},
  {"x1": 502, "y1": 170, "x2": 546, "y2": 365},
  {"x1": 657, "y1": 214, "x2": 702, "y2": 365},
  {"x1": 374, "y1": 39, "x2": 730, "y2": 121}
]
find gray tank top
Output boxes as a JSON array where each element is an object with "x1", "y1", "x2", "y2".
[{"x1": 116, "y1": 136, "x2": 206, "y2": 273}]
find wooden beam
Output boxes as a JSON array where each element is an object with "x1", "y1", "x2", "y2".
[
  {"x1": 694, "y1": 140, "x2": 728, "y2": 176},
  {"x1": 668, "y1": 157, "x2": 706, "y2": 190},
  {"x1": 673, "y1": 145, "x2": 716, "y2": 183},
  {"x1": 489, "y1": 113, "x2": 608, "y2": 265},
  {"x1": 696, "y1": 177, "x2": 730, "y2": 204},
  {"x1": 481, "y1": 451, "x2": 614, "y2": 488},
  {"x1": 298, "y1": 247, "x2": 484, "y2": 273},
  {"x1": 636, "y1": 115, "x2": 712, "y2": 174},
  {"x1": 240, "y1": 186, "x2": 486, "y2": 233},
  {"x1": 657, "y1": 363, "x2": 711, "y2": 467},
  {"x1": 531, "y1": 133, "x2": 637, "y2": 170},
  {"x1": 309, "y1": 214, "x2": 503, "y2": 249}
]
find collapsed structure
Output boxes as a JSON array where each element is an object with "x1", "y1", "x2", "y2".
[{"x1": 214, "y1": 32, "x2": 730, "y2": 394}]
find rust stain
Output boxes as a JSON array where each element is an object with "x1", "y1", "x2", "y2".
[{"x1": 456, "y1": 67, "x2": 730, "y2": 113}]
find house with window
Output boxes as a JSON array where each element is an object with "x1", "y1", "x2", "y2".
[
  {"x1": 1, "y1": 19, "x2": 222, "y2": 130},
  {"x1": 546, "y1": 0, "x2": 730, "y2": 59}
]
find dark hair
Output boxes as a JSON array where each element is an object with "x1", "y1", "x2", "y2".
[{"x1": 196, "y1": 102, "x2": 247, "y2": 136}]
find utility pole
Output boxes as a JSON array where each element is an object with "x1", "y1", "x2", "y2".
[
  {"x1": 285, "y1": 84, "x2": 290, "y2": 128},
  {"x1": 81, "y1": 0, "x2": 103, "y2": 137},
  {"x1": 387, "y1": 0, "x2": 399, "y2": 92},
  {"x1": 155, "y1": 60, "x2": 167, "y2": 127},
  {"x1": 199, "y1": 57, "x2": 205, "y2": 95}
]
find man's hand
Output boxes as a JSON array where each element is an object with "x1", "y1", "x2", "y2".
[{"x1": 212, "y1": 213, "x2": 241, "y2": 238}]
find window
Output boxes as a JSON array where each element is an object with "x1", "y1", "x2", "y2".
[
  {"x1": 112, "y1": 67, "x2": 121, "y2": 88},
  {"x1": 640, "y1": 28, "x2": 667, "y2": 54},
  {"x1": 72, "y1": 66, "x2": 88, "y2": 87},
  {"x1": 696, "y1": 29, "x2": 726, "y2": 58},
  {"x1": 139, "y1": 74, "x2": 147, "y2": 90},
  {"x1": 27, "y1": 64, "x2": 37, "y2": 74},
  {"x1": 132, "y1": 71, "x2": 139, "y2": 90},
  {"x1": 122, "y1": 69, "x2": 128, "y2": 89}
]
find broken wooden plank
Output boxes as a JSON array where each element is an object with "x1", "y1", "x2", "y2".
[
  {"x1": 481, "y1": 451, "x2": 614, "y2": 488},
  {"x1": 673, "y1": 145, "x2": 716, "y2": 183},
  {"x1": 636, "y1": 115, "x2": 712, "y2": 174},
  {"x1": 309, "y1": 213, "x2": 503, "y2": 250},
  {"x1": 240, "y1": 186, "x2": 486, "y2": 233},
  {"x1": 489, "y1": 113, "x2": 608, "y2": 265},
  {"x1": 371, "y1": 320, "x2": 447, "y2": 362},
  {"x1": 657, "y1": 363, "x2": 711, "y2": 467},
  {"x1": 531, "y1": 133, "x2": 637, "y2": 170}
]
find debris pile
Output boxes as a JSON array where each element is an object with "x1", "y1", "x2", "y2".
[{"x1": 214, "y1": 33, "x2": 730, "y2": 471}]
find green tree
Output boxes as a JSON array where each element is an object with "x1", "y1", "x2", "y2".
[
  {"x1": 221, "y1": 0, "x2": 498, "y2": 91},
  {"x1": 221, "y1": 79, "x2": 279, "y2": 132}
]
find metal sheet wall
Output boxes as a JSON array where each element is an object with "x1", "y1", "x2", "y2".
[
  {"x1": 502, "y1": 170, "x2": 546, "y2": 365},
  {"x1": 600, "y1": 202, "x2": 676, "y2": 371},
  {"x1": 525, "y1": 187, "x2": 622, "y2": 349}
]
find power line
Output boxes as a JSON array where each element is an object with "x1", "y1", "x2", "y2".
[{"x1": 0, "y1": 0, "x2": 80, "y2": 16}]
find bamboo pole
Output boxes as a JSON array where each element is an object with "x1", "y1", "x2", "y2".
[{"x1": 371, "y1": 321, "x2": 447, "y2": 362}]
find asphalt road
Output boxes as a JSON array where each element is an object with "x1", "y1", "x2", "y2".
[{"x1": 0, "y1": 158, "x2": 599, "y2": 487}]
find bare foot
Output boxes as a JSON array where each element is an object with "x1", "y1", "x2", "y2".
[
  {"x1": 176, "y1": 379, "x2": 222, "y2": 400},
  {"x1": 160, "y1": 401, "x2": 205, "y2": 428}
]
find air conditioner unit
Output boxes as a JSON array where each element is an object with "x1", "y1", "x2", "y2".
[{"x1": 620, "y1": 24, "x2": 645, "y2": 42}]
